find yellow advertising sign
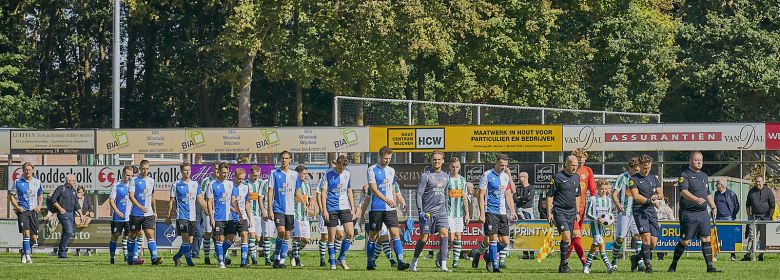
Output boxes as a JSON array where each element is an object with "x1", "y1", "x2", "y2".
[
  {"x1": 96, "y1": 129, "x2": 182, "y2": 154},
  {"x1": 511, "y1": 220, "x2": 613, "y2": 250},
  {"x1": 369, "y1": 125, "x2": 562, "y2": 152}
]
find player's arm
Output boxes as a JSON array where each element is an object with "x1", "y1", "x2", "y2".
[
  {"x1": 505, "y1": 185, "x2": 517, "y2": 220},
  {"x1": 545, "y1": 187, "x2": 554, "y2": 225},
  {"x1": 150, "y1": 182, "x2": 157, "y2": 217},
  {"x1": 359, "y1": 192, "x2": 370, "y2": 221},
  {"x1": 207, "y1": 190, "x2": 215, "y2": 226},
  {"x1": 463, "y1": 182, "x2": 472, "y2": 221},
  {"x1": 416, "y1": 173, "x2": 427, "y2": 215},
  {"x1": 611, "y1": 179, "x2": 624, "y2": 213},
  {"x1": 478, "y1": 174, "x2": 488, "y2": 222},
  {"x1": 585, "y1": 197, "x2": 596, "y2": 220},
  {"x1": 630, "y1": 179, "x2": 650, "y2": 205},
  {"x1": 167, "y1": 185, "x2": 176, "y2": 223},
  {"x1": 267, "y1": 178, "x2": 275, "y2": 220},
  {"x1": 245, "y1": 193, "x2": 253, "y2": 226},
  {"x1": 9, "y1": 183, "x2": 21, "y2": 212},
  {"x1": 109, "y1": 187, "x2": 122, "y2": 218},
  {"x1": 231, "y1": 189, "x2": 240, "y2": 214},
  {"x1": 348, "y1": 187, "x2": 355, "y2": 216},
  {"x1": 588, "y1": 170, "x2": 597, "y2": 197}
]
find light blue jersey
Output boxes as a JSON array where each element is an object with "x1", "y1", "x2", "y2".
[
  {"x1": 269, "y1": 168, "x2": 301, "y2": 215},
  {"x1": 170, "y1": 179, "x2": 200, "y2": 221},
  {"x1": 110, "y1": 181, "x2": 132, "y2": 222},
  {"x1": 479, "y1": 169, "x2": 510, "y2": 215},
  {"x1": 207, "y1": 180, "x2": 237, "y2": 222},
  {"x1": 11, "y1": 177, "x2": 43, "y2": 211},
  {"x1": 319, "y1": 168, "x2": 352, "y2": 212},
  {"x1": 130, "y1": 175, "x2": 156, "y2": 217},
  {"x1": 367, "y1": 164, "x2": 397, "y2": 211}
]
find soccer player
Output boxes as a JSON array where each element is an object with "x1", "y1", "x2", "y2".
[
  {"x1": 478, "y1": 154, "x2": 517, "y2": 273},
  {"x1": 610, "y1": 157, "x2": 643, "y2": 270},
  {"x1": 206, "y1": 162, "x2": 237, "y2": 269},
  {"x1": 319, "y1": 154, "x2": 356, "y2": 270},
  {"x1": 448, "y1": 157, "x2": 471, "y2": 269},
  {"x1": 247, "y1": 165, "x2": 264, "y2": 265},
  {"x1": 583, "y1": 179, "x2": 615, "y2": 273},
  {"x1": 316, "y1": 160, "x2": 347, "y2": 267},
  {"x1": 628, "y1": 154, "x2": 662, "y2": 273},
  {"x1": 234, "y1": 168, "x2": 254, "y2": 268},
  {"x1": 411, "y1": 151, "x2": 451, "y2": 272},
  {"x1": 291, "y1": 165, "x2": 315, "y2": 267},
  {"x1": 10, "y1": 162, "x2": 42, "y2": 264},
  {"x1": 571, "y1": 149, "x2": 597, "y2": 265},
  {"x1": 258, "y1": 172, "x2": 276, "y2": 265},
  {"x1": 365, "y1": 146, "x2": 410, "y2": 271},
  {"x1": 547, "y1": 155, "x2": 581, "y2": 273},
  {"x1": 268, "y1": 151, "x2": 303, "y2": 269},
  {"x1": 359, "y1": 182, "x2": 406, "y2": 268},
  {"x1": 197, "y1": 161, "x2": 219, "y2": 264},
  {"x1": 668, "y1": 151, "x2": 721, "y2": 273},
  {"x1": 109, "y1": 166, "x2": 135, "y2": 264},
  {"x1": 167, "y1": 162, "x2": 204, "y2": 267},
  {"x1": 128, "y1": 160, "x2": 161, "y2": 265}
]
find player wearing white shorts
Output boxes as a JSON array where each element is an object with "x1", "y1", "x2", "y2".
[
  {"x1": 246, "y1": 165, "x2": 264, "y2": 266},
  {"x1": 291, "y1": 165, "x2": 315, "y2": 267},
  {"x1": 447, "y1": 157, "x2": 471, "y2": 268},
  {"x1": 196, "y1": 161, "x2": 219, "y2": 264},
  {"x1": 257, "y1": 172, "x2": 276, "y2": 265},
  {"x1": 610, "y1": 157, "x2": 642, "y2": 269},
  {"x1": 583, "y1": 180, "x2": 615, "y2": 273}
]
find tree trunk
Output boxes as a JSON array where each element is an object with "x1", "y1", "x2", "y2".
[
  {"x1": 416, "y1": 54, "x2": 426, "y2": 125},
  {"x1": 295, "y1": 81, "x2": 303, "y2": 126},
  {"x1": 238, "y1": 49, "x2": 256, "y2": 128}
]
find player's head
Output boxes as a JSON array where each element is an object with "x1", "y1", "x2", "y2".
[
  {"x1": 378, "y1": 146, "x2": 393, "y2": 167},
  {"x1": 639, "y1": 154, "x2": 653, "y2": 174},
  {"x1": 564, "y1": 155, "x2": 579, "y2": 174},
  {"x1": 431, "y1": 150, "x2": 444, "y2": 171},
  {"x1": 139, "y1": 160, "x2": 150, "y2": 177},
  {"x1": 334, "y1": 154, "x2": 349, "y2": 171},
  {"x1": 628, "y1": 156, "x2": 641, "y2": 174},
  {"x1": 217, "y1": 162, "x2": 230, "y2": 181},
  {"x1": 755, "y1": 175, "x2": 765, "y2": 188},
  {"x1": 122, "y1": 165, "x2": 134, "y2": 182},
  {"x1": 571, "y1": 148, "x2": 588, "y2": 167},
  {"x1": 494, "y1": 154, "x2": 509, "y2": 172},
  {"x1": 597, "y1": 179, "x2": 610, "y2": 196},
  {"x1": 688, "y1": 151, "x2": 703, "y2": 171},
  {"x1": 234, "y1": 167, "x2": 246, "y2": 182},
  {"x1": 250, "y1": 165, "x2": 261, "y2": 181},
  {"x1": 449, "y1": 157, "x2": 461, "y2": 175},
  {"x1": 22, "y1": 162, "x2": 34, "y2": 179},
  {"x1": 295, "y1": 165, "x2": 308, "y2": 181},
  {"x1": 518, "y1": 171, "x2": 529, "y2": 185},
  {"x1": 279, "y1": 150, "x2": 293, "y2": 169},
  {"x1": 180, "y1": 162, "x2": 192, "y2": 180}
]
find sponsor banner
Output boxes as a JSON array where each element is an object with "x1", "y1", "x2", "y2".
[
  {"x1": 511, "y1": 220, "x2": 614, "y2": 250},
  {"x1": 563, "y1": 123, "x2": 766, "y2": 151},
  {"x1": 657, "y1": 221, "x2": 743, "y2": 252},
  {"x1": 96, "y1": 129, "x2": 181, "y2": 154},
  {"x1": 306, "y1": 165, "x2": 368, "y2": 190},
  {"x1": 38, "y1": 219, "x2": 112, "y2": 247},
  {"x1": 279, "y1": 127, "x2": 369, "y2": 153},
  {"x1": 370, "y1": 125, "x2": 562, "y2": 152},
  {"x1": 393, "y1": 163, "x2": 553, "y2": 190},
  {"x1": 763, "y1": 222, "x2": 780, "y2": 248},
  {"x1": 11, "y1": 130, "x2": 95, "y2": 154},
  {"x1": 155, "y1": 221, "x2": 183, "y2": 247},
  {"x1": 7, "y1": 164, "x2": 274, "y2": 192},
  {"x1": 0, "y1": 129, "x2": 9, "y2": 154},
  {"x1": 182, "y1": 128, "x2": 279, "y2": 154},
  {"x1": 0, "y1": 219, "x2": 22, "y2": 247},
  {"x1": 766, "y1": 123, "x2": 780, "y2": 150}
]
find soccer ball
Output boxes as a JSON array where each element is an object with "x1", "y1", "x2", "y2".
[{"x1": 598, "y1": 213, "x2": 615, "y2": 226}]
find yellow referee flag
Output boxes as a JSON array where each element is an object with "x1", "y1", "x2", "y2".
[
  {"x1": 711, "y1": 226, "x2": 720, "y2": 257},
  {"x1": 536, "y1": 225, "x2": 555, "y2": 263}
]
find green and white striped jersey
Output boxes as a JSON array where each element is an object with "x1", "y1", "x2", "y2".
[
  {"x1": 612, "y1": 171, "x2": 633, "y2": 216},
  {"x1": 586, "y1": 195, "x2": 613, "y2": 220},
  {"x1": 294, "y1": 181, "x2": 313, "y2": 221},
  {"x1": 246, "y1": 178, "x2": 265, "y2": 217},
  {"x1": 447, "y1": 176, "x2": 468, "y2": 218}
]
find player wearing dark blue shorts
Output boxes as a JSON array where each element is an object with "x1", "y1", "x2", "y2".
[
  {"x1": 628, "y1": 155, "x2": 662, "y2": 273},
  {"x1": 547, "y1": 155, "x2": 581, "y2": 273}
]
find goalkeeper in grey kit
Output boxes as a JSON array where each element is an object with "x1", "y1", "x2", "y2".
[{"x1": 411, "y1": 151, "x2": 451, "y2": 272}]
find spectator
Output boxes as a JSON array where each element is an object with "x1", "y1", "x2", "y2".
[
  {"x1": 50, "y1": 174, "x2": 79, "y2": 258},
  {"x1": 742, "y1": 176, "x2": 775, "y2": 261},
  {"x1": 538, "y1": 192, "x2": 548, "y2": 220},
  {"x1": 513, "y1": 172, "x2": 535, "y2": 259},
  {"x1": 75, "y1": 186, "x2": 93, "y2": 229},
  {"x1": 714, "y1": 178, "x2": 740, "y2": 261}
]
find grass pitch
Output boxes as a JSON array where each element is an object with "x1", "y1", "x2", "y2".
[{"x1": 0, "y1": 250, "x2": 774, "y2": 279}]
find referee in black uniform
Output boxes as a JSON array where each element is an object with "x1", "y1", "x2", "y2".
[
  {"x1": 547, "y1": 155, "x2": 581, "y2": 273},
  {"x1": 628, "y1": 155, "x2": 662, "y2": 273},
  {"x1": 668, "y1": 151, "x2": 721, "y2": 273}
]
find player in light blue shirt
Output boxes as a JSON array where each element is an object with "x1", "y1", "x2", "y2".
[
  {"x1": 478, "y1": 154, "x2": 517, "y2": 273},
  {"x1": 207, "y1": 163, "x2": 238, "y2": 268},
  {"x1": 318, "y1": 155, "x2": 355, "y2": 270},
  {"x1": 10, "y1": 162, "x2": 43, "y2": 264},
  {"x1": 267, "y1": 151, "x2": 302, "y2": 269},
  {"x1": 365, "y1": 146, "x2": 409, "y2": 270},
  {"x1": 167, "y1": 163, "x2": 205, "y2": 267},
  {"x1": 127, "y1": 160, "x2": 161, "y2": 265},
  {"x1": 109, "y1": 166, "x2": 135, "y2": 264}
]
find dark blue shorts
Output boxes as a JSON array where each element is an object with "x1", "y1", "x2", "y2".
[
  {"x1": 633, "y1": 210, "x2": 659, "y2": 237},
  {"x1": 679, "y1": 210, "x2": 710, "y2": 240}
]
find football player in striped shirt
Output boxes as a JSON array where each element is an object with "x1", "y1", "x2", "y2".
[
  {"x1": 583, "y1": 179, "x2": 615, "y2": 273},
  {"x1": 319, "y1": 155, "x2": 356, "y2": 270},
  {"x1": 258, "y1": 172, "x2": 276, "y2": 265},
  {"x1": 197, "y1": 161, "x2": 220, "y2": 264},
  {"x1": 291, "y1": 165, "x2": 315, "y2": 267},
  {"x1": 128, "y1": 160, "x2": 161, "y2": 265},
  {"x1": 447, "y1": 157, "x2": 471, "y2": 269},
  {"x1": 268, "y1": 151, "x2": 303, "y2": 269},
  {"x1": 610, "y1": 157, "x2": 642, "y2": 270},
  {"x1": 10, "y1": 162, "x2": 43, "y2": 264},
  {"x1": 166, "y1": 163, "x2": 205, "y2": 267},
  {"x1": 207, "y1": 163, "x2": 238, "y2": 269},
  {"x1": 365, "y1": 146, "x2": 410, "y2": 271},
  {"x1": 109, "y1": 166, "x2": 136, "y2": 264},
  {"x1": 234, "y1": 168, "x2": 254, "y2": 268},
  {"x1": 246, "y1": 165, "x2": 264, "y2": 265}
]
